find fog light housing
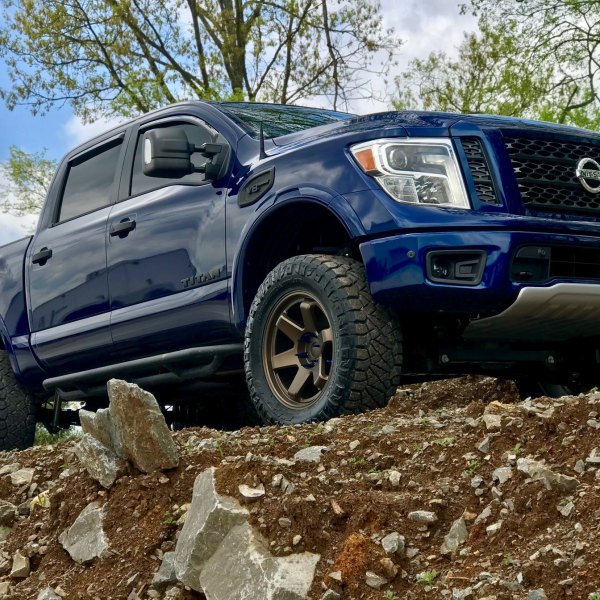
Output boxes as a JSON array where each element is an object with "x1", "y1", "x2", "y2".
[{"x1": 426, "y1": 250, "x2": 486, "y2": 285}]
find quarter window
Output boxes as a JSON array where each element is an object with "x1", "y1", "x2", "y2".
[
  {"x1": 58, "y1": 140, "x2": 122, "y2": 223},
  {"x1": 130, "y1": 123, "x2": 214, "y2": 196}
]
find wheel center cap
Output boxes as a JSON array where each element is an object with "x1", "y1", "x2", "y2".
[{"x1": 297, "y1": 332, "x2": 321, "y2": 366}]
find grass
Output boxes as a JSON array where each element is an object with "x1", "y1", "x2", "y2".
[
  {"x1": 383, "y1": 592, "x2": 400, "y2": 600},
  {"x1": 163, "y1": 511, "x2": 178, "y2": 526},
  {"x1": 416, "y1": 570, "x2": 439, "y2": 585},
  {"x1": 34, "y1": 424, "x2": 80, "y2": 446},
  {"x1": 464, "y1": 459, "x2": 481, "y2": 476},
  {"x1": 433, "y1": 436, "x2": 455, "y2": 447},
  {"x1": 502, "y1": 554, "x2": 514, "y2": 566},
  {"x1": 588, "y1": 593, "x2": 600, "y2": 600}
]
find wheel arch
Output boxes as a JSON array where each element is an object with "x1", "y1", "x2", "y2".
[{"x1": 232, "y1": 191, "x2": 365, "y2": 330}]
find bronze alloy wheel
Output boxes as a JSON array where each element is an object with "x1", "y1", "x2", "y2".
[{"x1": 262, "y1": 291, "x2": 334, "y2": 409}]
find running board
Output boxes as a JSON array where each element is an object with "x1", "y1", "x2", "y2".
[
  {"x1": 43, "y1": 344, "x2": 243, "y2": 398},
  {"x1": 464, "y1": 283, "x2": 600, "y2": 342}
]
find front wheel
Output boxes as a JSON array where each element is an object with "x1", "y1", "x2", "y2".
[
  {"x1": 0, "y1": 350, "x2": 37, "y2": 450},
  {"x1": 244, "y1": 254, "x2": 403, "y2": 424}
]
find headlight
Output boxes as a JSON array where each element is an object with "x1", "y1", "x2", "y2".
[{"x1": 350, "y1": 138, "x2": 470, "y2": 209}]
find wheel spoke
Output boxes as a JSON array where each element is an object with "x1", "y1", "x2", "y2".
[
  {"x1": 300, "y1": 300, "x2": 317, "y2": 333},
  {"x1": 287, "y1": 366, "x2": 311, "y2": 399},
  {"x1": 320, "y1": 327, "x2": 333, "y2": 344},
  {"x1": 272, "y1": 348, "x2": 298, "y2": 370},
  {"x1": 313, "y1": 358, "x2": 328, "y2": 390},
  {"x1": 276, "y1": 313, "x2": 304, "y2": 341}
]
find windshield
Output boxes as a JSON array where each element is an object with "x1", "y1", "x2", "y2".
[{"x1": 215, "y1": 102, "x2": 354, "y2": 139}]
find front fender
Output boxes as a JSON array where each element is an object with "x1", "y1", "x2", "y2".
[{"x1": 230, "y1": 185, "x2": 365, "y2": 329}]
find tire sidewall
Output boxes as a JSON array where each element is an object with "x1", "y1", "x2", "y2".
[{"x1": 246, "y1": 268, "x2": 356, "y2": 424}]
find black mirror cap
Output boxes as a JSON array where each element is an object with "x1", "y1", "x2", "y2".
[{"x1": 142, "y1": 128, "x2": 193, "y2": 178}]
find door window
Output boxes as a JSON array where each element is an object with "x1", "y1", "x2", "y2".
[
  {"x1": 57, "y1": 140, "x2": 122, "y2": 223},
  {"x1": 130, "y1": 123, "x2": 214, "y2": 197}
]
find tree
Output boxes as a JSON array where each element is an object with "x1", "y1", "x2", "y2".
[
  {"x1": 1, "y1": 147, "x2": 56, "y2": 216},
  {"x1": 393, "y1": 21, "x2": 552, "y2": 117},
  {"x1": 0, "y1": 0, "x2": 399, "y2": 122},
  {"x1": 395, "y1": 0, "x2": 600, "y2": 128}
]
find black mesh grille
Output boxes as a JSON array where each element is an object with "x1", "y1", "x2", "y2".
[
  {"x1": 505, "y1": 136, "x2": 600, "y2": 214},
  {"x1": 461, "y1": 138, "x2": 498, "y2": 205}
]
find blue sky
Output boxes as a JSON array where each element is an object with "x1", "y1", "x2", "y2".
[{"x1": 0, "y1": 0, "x2": 476, "y2": 244}]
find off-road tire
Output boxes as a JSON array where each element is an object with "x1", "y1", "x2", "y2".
[
  {"x1": 244, "y1": 254, "x2": 403, "y2": 424},
  {"x1": 0, "y1": 350, "x2": 37, "y2": 450}
]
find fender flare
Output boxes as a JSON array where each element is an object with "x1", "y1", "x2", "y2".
[
  {"x1": 0, "y1": 316, "x2": 20, "y2": 377},
  {"x1": 230, "y1": 184, "x2": 365, "y2": 329}
]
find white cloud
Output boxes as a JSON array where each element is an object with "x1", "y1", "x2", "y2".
[
  {"x1": 64, "y1": 114, "x2": 125, "y2": 148},
  {"x1": 346, "y1": 0, "x2": 478, "y2": 114},
  {"x1": 0, "y1": 212, "x2": 38, "y2": 245}
]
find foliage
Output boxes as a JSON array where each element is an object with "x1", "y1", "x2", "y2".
[
  {"x1": 0, "y1": 0, "x2": 400, "y2": 121},
  {"x1": 396, "y1": 0, "x2": 600, "y2": 128},
  {"x1": 416, "y1": 570, "x2": 439, "y2": 585},
  {"x1": 34, "y1": 424, "x2": 79, "y2": 446},
  {"x1": 1, "y1": 146, "x2": 57, "y2": 216}
]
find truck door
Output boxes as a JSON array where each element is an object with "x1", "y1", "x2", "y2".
[
  {"x1": 27, "y1": 134, "x2": 125, "y2": 372},
  {"x1": 106, "y1": 116, "x2": 232, "y2": 360}
]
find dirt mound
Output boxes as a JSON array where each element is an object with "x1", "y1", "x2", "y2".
[{"x1": 0, "y1": 376, "x2": 599, "y2": 599}]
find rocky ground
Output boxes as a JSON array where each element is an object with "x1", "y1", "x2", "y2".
[{"x1": 0, "y1": 376, "x2": 599, "y2": 599}]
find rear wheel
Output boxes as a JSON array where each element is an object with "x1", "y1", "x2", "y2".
[
  {"x1": 0, "y1": 350, "x2": 37, "y2": 450},
  {"x1": 244, "y1": 254, "x2": 403, "y2": 424}
]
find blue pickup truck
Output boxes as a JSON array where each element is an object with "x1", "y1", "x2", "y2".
[{"x1": 2, "y1": 100, "x2": 600, "y2": 449}]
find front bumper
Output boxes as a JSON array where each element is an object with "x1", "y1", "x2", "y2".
[{"x1": 359, "y1": 229, "x2": 600, "y2": 323}]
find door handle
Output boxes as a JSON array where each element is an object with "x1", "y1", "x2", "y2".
[
  {"x1": 32, "y1": 247, "x2": 53, "y2": 265},
  {"x1": 110, "y1": 218, "x2": 136, "y2": 238}
]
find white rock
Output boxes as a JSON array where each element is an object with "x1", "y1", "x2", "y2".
[
  {"x1": 293, "y1": 446, "x2": 328, "y2": 463},
  {"x1": 174, "y1": 467, "x2": 319, "y2": 599},
  {"x1": 74, "y1": 433, "x2": 124, "y2": 489},
  {"x1": 492, "y1": 467, "x2": 512, "y2": 485},
  {"x1": 388, "y1": 470, "x2": 401, "y2": 487},
  {"x1": 238, "y1": 484, "x2": 265, "y2": 500},
  {"x1": 9, "y1": 550, "x2": 30, "y2": 578},
  {"x1": 482, "y1": 414, "x2": 502, "y2": 430},
  {"x1": 365, "y1": 571, "x2": 388, "y2": 590},
  {"x1": 59, "y1": 502, "x2": 109, "y2": 564},
  {"x1": 36, "y1": 588, "x2": 62, "y2": 600},
  {"x1": 440, "y1": 517, "x2": 469, "y2": 555},
  {"x1": 10, "y1": 468, "x2": 34, "y2": 487},
  {"x1": 486, "y1": 521, "x2": 502, "y2": 536},
  {"x1": 381, "y1": 532, "x2": 405, "y2": 556},
  {"x1": 408, "y1": 510, "x2": 438, "y2": 524},
  {"x1": 107, "y1": 379, "x2": 179, "y2": 473}
]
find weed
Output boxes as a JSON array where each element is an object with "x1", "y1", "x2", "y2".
[
  {"x1": 383, "y1": 592, "x2": 400, "y2": 600},
  {"x1": 433, "y1": 437, "x2": 455, "y2": 447},
  {"x1": 348, "y1": 457, "x2": 365, "y2": 465},
  {"x1": 34, "y1": 424, "x2": 79, "y2": 446},
  {"x1": 502, "y1": 554, "x2": 514, "y2": 566},
  {"x1": 416, "y1": 570, "x2": 439, "y2": 585},
  {"x1": 163, "y1": 511, "x2": 178, "y2": 526},
  {"x1": 465, "y1": 459, "x2": 481, "y2": 476},
  {"x1": 588, "y1": 593, "x2": 600, "y2": 600},
  {"x1": 511, "y1": 443, "x2": 522, "y2": 456}
]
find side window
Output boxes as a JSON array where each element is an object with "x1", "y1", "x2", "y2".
[
  {"x1": 130, "y1": 122, "x2": 215, "y2": 196},
  {"x1": 58, "y1": 140, "x2": 122, "y2": 223}
]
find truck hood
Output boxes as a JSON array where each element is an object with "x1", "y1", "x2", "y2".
[{"x1": 272, "y1": 110, "x2": 600, "y2": 148}]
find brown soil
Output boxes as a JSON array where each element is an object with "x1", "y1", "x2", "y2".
[{"x1": 0, "y1": 375, "x2": 599, "y2": 599}]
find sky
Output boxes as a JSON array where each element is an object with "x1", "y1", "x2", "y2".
[{"x1": 0, "y1": 0, "x2": 477, "y2": 244}]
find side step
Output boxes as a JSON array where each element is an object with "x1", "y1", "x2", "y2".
[{"x1": 43, "y1": 344, "x2": 244, "y2": 400}]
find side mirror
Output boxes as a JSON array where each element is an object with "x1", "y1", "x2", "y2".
[{"x1": 143, "y1": 128, "x2": 193, "y2": 178}]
